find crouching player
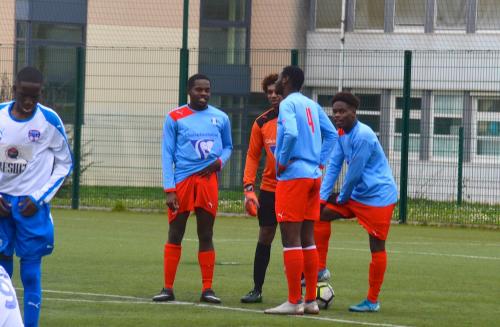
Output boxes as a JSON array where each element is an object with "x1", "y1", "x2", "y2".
[
  {"x1": 153, "y1": 74, "x2": 232, "y2": 304},
  {"x1": 0, "y1": 66, "x2": 73, "y2": 327},
  {"x1": 319, "y1": 92, "x2": 397, "y2": 312}
]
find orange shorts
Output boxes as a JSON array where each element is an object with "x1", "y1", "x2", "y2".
[
  {"x1": 275, "y1": 178, "x2": 321, "y2": 223},
  {"x1": 324, "y1": 199, "x2": 395, "y2": 240},
  {"x1": 168, "y1": 173, "x2": 218, "y2": 223}
]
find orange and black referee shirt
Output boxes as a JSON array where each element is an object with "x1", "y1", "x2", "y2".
[{"x1": 243, "y1": 108, "x2": 278, "y2": 192}]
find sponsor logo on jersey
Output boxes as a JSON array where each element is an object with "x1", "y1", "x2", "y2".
[
  {"x1": 190, "y1": 139, "x2": 214, "y2": 160},
  {"x1": 211, "y1": 117, "x2": 218, "y2": 125},
  {"x1": 6, "y1": 147, "x2": 18, "y2": 159},
  {"x1": 28, "y1": 129, "x2": 41, "y2": 142}
]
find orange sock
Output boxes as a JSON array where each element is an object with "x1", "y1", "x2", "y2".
[
  {"x1": 314, "y1": 221, "x2": 331, "y2": 271},
  {"x1": 367, "y1": 250, "x2": 387, "y2": 302},
  {"x1": 303, "y1": 246, "x2": 319, "y2": 302},
  {"x1": 164, "y1": 243, "x2": 182, "y2": 289},
  {"x1": 198, "y1": 250, "x2": 215, "y2": 291},
  {"x1": 283, "y1": 248, "x2": 303, "y2": 304}
]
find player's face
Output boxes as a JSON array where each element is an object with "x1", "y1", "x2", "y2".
[
  {"x1": 188, "y1": 79, "x2": 211, "y2": 110},
  {"x1": 274, "y1": 73, "x2": 285, "y2": 95},
  {"x1": 266, "y1": 84, "x2": 282, "y2": 109},
  {"x1": 13, "y1": 81, "x2": 42, "y2": 119},
  {"x1": 332, "y1": 101, "x2": 356, "y2": 130}
]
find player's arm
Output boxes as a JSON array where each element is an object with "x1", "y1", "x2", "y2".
[
  {"x1": 276, "y1": 101, "x2": 297, "y2": 174},
  {"x1": 162, "y1": 115, "x2": 179, "y2": 210},
  {"x1": 318, "y1": 106, "x2": 338, "y2": 168},
  {"x1": 26, "y1": 121, "x2": 73, "y2": 216},
  {"x1": 337, "y1": 138, "x2": 372, "y2": 203},
  {"x1": 243, "y1": 122, "x2": 263, "y2": 215},
  {"x1": 198, "y1": 115, "x2": 233, "y2": 177},
  {"x1": 320, "y1": 141, "x2": 344, "y2": 202}
]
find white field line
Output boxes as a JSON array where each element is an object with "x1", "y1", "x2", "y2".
[
  {"x1": 18, "y1": 289, "x2": 415, "y2": 327},
  {"x1": 183, "y1": 238, "x2": 500, "y2": 261}
]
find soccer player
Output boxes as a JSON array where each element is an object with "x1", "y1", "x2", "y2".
[
  {"x1": 153, "y1": 74, "x2": 233, "y2": 304},
  {"x1": 318, "y1": 92, "x2": 398, "y2": 312},
  {"x1": 0, "y1": 265, "x2": 24, "y2": 327},
  {"x1": 240, "y1": 73, "x2": 282, "y2": 304},
  {"x1": 0, "y1": 66, "x2": 73, "y2": 327},
  {"x1": 264, "y1": 66, "x2": 337, "y2": 315}
]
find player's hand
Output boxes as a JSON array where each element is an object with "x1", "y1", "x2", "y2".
[
  {"x1": 0, "y1": 195, "x2": 12, "y2": 217},
  {"x1": 165, "y1": 192, "x2": 179, "y2": 212},
  {"x1": 197, "y1": 160, "x2": 221, "y2": 178},
  {"x1": 277, "y1": 163, "x2": 287, "y2": 177},
  {"x1": 244, "y1": 190, "x2": 259, "y2": 217},
  {"x1": 326, "y1": 193, "x2": 340, "y2": 205},
  {"x1": 19, "y1": 197, "x2": 38, "y2": 217}
]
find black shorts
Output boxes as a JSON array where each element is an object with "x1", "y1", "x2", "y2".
[{"x1": 257, "y1": 190, "x2": 277, "y2": 227}]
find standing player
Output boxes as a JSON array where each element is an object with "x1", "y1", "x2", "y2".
[
  {"x1": 153, "y1": 74, "x2": 232, "y2": 304},
  {"x1": 319, "y1": 92, "x2": 397, "y2": 312},
  {"x1": 264, "y1": 66, "x2": 337, "y2": 315},
  {"x1": 240, "y1": 74, "x2": 282, "y2": 304},
  {"x1": 0, "y1": 265, "x2": 24, "y2": 327},
  {"x1": 0, "y1": 66, "x2": 73, "y2": 327}
]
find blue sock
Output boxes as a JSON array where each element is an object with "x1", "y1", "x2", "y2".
[
  {"x1": 0, "y1": 257, "x2": 14, "y2": 277},
  {"x1": 21, "y1": 258, "x2": 42, "y2": 327}
]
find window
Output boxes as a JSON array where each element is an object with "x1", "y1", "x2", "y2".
[
  {"x1": 316, "y1": 0, "x2": 343, "y2": 29},
  {"x1": 15, "y1": 21, "x2": 85, "y2": 123},
  {"x1": 201, "y1": 0, "x2": 246, "y2": 22},
  {"x1": 355, "y1": 0, "x2": 384, "y2": 30},
  {"x1": 395, "y1": 0, "x2": 426, "y2": 28},
  {"x1": 476, "y1": 98, "x2": 500, "y2": 156},
  {"x1": 477, "y1": 0, "x2": 500, "y2": 30},
  {"x1": 199, "y1": 27, "x2": 246, "y2": 65},
  {"x1": 436, "y1": 0, "x2": 467, "y2": 30},
  {"x1": 394, "y1": 94, "x2": 421, "y2": 153},
  {"x1": 432, "y1": 95, "x2": 463, "y2": 158}
]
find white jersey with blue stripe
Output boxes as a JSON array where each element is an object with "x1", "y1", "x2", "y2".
[
  {"x1": 0, "y1": 266, "x2": 24, "y2": 327},
  {"x1": 320, "y1": 121, "x2": 397, "y2": 206},
  {"x1": 0, "y1": 101, "x2": 73, "y2": 205},
  {"x1": 275, "y1": 92, "x2": 337, "y2": 181}
]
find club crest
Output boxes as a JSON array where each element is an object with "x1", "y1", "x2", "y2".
[
  {"x1": 28, "y1": 130, "x2": 41, "y2": 142},
  {"x1": 191, "y1": 139, "x2": 214, "y2": 160}
]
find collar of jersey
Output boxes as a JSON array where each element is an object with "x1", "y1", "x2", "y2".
[{"x1": 8, "y1": 102, "x2": 39, "y2": 123}]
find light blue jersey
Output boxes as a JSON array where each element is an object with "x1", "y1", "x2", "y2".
[
  {"x1": 162, "y1": 104, "x2": 233, "y2": 191},
  {"x1": 275, "y1": 92, "x2": 337, "y2": 181},
  {"x1": 320, "y1": 121, "x2": 398, "y2": 206}
]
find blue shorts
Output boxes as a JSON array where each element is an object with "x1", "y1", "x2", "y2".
[{"x1": 0, "y1": 194, "x2": 54, "y2": 259}]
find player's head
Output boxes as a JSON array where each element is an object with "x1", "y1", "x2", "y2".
[
  {"x1": 332, "y1": 91, "x2": 359, "y2": 131},
  {"x1": 275, "y1": 65, "x2": 304, "y2": 96},
  {"x1": 187, "y1": 74, "x2": 211, "y2": 110},
  {"x1": 13, "y1": 66, "x2": 44, "y2": 118},
  {"x1": 261, "y1": 73, "x2": 281, "y2": 109}
]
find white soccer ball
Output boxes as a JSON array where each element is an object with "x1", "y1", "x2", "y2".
[{"x1": 316, "y1": 282, "x2": 335, "y2": 309}]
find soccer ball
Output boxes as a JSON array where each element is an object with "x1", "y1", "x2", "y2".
[{"x1": 316, "y1": 282, "x2": 335, "y2": 309}]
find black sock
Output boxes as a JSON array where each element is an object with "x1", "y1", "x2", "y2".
[{"x1": 253, "y1": 242, "x2": 271, "y2": 292}]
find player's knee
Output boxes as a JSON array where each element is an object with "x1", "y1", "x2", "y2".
[
  {"x1": 0, "y1": 253, "x2": 13, "y2": 260},
  {"x1": 20, "y1": 259, "x2": 41, "y2": 288},
  {"x1": 258, "y1": 226, "x2": 276, "y2": 245},
  {"x1": 197, "y1": 230, "x2": 213, "y2": 244}
]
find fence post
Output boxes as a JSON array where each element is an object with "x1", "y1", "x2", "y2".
[
  {"x1": 291, "y1": 49, "x2": 299, "y2": 66},
  {"x1": 72, "y1": 47, "x2": 85, "y2": 209},
  {"x1": 178, "y1": 0, "x2": 189, "y2": 106},
  {"x1": 399, "y1": 50, "x2": 412, "y2": 223},
  {"x1": 457, "y1": 126, "x2": 464, "y2": 205}
]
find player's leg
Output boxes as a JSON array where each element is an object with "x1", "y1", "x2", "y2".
[
  {"x1": 153, "y1": 211, "x2": 190, "y2": 302},
  {"x1": 242, "y1": 190, "x2": 277, "y2": 303},
  {"x1": 0, "y1": 254, "x2": 13, "y2": 277},
  {"x1": 20, "y1": 257, "x2": 42, "y2": 327},
  {"x1": 0, "y1": 195, "x2": 15, "y2": 277},
  {"x1": 195, "y1": 207, "x2": 221, "y2": 303},
  {"x1": 349, "y1": 202, "x2": 394, "y2": 312},
  {"x1": 301, "y1": 220, "x2": 319, "y2": 314}
]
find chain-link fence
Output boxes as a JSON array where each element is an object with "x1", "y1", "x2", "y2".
[{"x1": 0, "y1": 46, "x2": 499, "y2": 226}]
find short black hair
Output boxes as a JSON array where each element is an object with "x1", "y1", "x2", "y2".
[
  {"x1": 16, "y1": 66, "x2": 43, "y2": 84},
  {"x1": 332, "y1": 92, "x2": 360, "y2": 110},
  {"x1": 188, "y1": 74, "x2": 211, "y2": 90},
  {"x1": 281, "y1": 66, "x2": 304, "y2": 91}
]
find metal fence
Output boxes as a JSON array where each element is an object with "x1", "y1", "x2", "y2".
[{"x1": 0, "y1": 46, "x2": 499, "y2": 226}]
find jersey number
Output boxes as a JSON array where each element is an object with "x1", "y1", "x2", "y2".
[
  {"x1": 0, "y1": 278, "x2": 17, "y2": 309},
  {"x1": 306, "y1": 107, "x2": 315, "y2": 133}
]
